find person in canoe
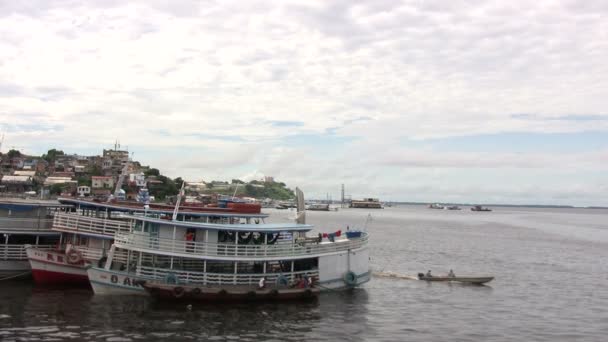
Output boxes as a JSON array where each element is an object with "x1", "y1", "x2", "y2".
[
  {"x1": 425, "y1": 270, "x2": 432, "y2": 277},
  {"x1": 448, "y1": 269, "x2": 455, "y2": 277}
]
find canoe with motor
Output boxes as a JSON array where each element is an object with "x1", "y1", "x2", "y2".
[{"x1": 417, "y1": 275, "x2": 494, "y2": 284}]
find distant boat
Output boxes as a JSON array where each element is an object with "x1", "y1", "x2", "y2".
[
  {"x1": 276, "y1": 201, "x2": 296, "y2": 210},
  {"x1": 307, "y1": 203, "x2": 330, "y2": 211},
  {"x1": 428, "y1": 203, "x2": 444, "y2": 209},
  {"x1": 471, "y1": 205, "x2": 492, "y2": 212},
  {"x1": 417, "y1": 273, "x2": 494, "y2": 285},
  {"x1": 446, "y1": 205, "x2": 461, "y2": 210},
  {"x1": 350, "y1": 198, "x2": 383, "y2": 209}
]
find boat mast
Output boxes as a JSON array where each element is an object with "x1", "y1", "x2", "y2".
[
  {"x1": 295, "y1": 187, "x2": 305, "y2": 225},
  {"x1": 172, "y1": 181, "x2": 186, "y2": 221}
]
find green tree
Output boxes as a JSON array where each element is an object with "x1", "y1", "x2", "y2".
[
  {"x1": 145, "y1": 168, "x2": 160, "y2": 177},
  {"x1": 7, "y1": 149, "x2": 21, "y2": 159},
  {"x1": 174, "y1": 177, "x2": 184, "y2": 190},
  {"x1": 77, "y1": 176, "x2": 90, "y2": 186},
  {"x1": 49, "y1": 183, "x2": 64, "y2": 195},
  {"x1": 88, "y1": 165, "x2": 103, "y2": 176},
  {"x1": 41, "y1": 148, "x2": 64, "y2": 163}
]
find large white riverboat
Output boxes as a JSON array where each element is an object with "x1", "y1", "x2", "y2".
[
  {"x1": 26, "y1": 197, "x2": 263, "y2": 286},
  {"x1": 0, "y1": 199, "x2": 69, "y2": 278},
  {"x1": 87, "y1": 191, "x2": 370, "y2": 298}
]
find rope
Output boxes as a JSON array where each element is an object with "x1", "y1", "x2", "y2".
[
  {"x1": 0, "y1": 271, "x2": 31, "y2": 281},
  {"x1": 314, "y1": 283, "x2": 339, "y2": 291}
]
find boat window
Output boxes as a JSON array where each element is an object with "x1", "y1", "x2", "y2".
[
  {"x1": 6, "y1": 234, "x2": 37, "y2": 245},
  {"x1": 38, "y1": 235, "x2": 60, "y2": 245},
  {"x1": 77, "y1": 236, "x2": 88, "y2": 246},
  {"x1": 133, "y1": 221, "x2": 143, "y2": 232}
]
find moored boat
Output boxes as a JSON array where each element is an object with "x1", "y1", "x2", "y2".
[
  {"x1": 87, "y1": 188, "x2": 370, "y2": 297},
  {"x1": 350, "y1": 198, "x2": 383, "y2": 209},
  {"x1": 0, "y1": 199, "x2": 68, "y2": 279},
  {"x1": 470, "y1": 205, "x2": 492, "y2": 212},
  {"x1": 26, "y1": 195, "x2": 264, "y2": 286},
  {"x1": 307, "y1": 203, "x2": 330, "y2": 211}
]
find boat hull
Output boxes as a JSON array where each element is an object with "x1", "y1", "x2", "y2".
[
  {"x1": 143, "y1": 282, "x2": 320, "y2": 302},
  {"x1": 86, "y1": 266, "x2": 371, "y2": 296},
  {"x1": 87, "y1": 267, "x2": 147, "y2": 295},
  {"x1": 418, "y1": 276, "x2": 494, "y2": 284},
  {"x1": 0, "y1": 260, "x2": 32, "y2": 278},
  {"x1": 26, "y1": 248, "x2": 89, "y2": 286}
]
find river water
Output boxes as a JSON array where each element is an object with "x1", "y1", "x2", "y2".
[{"x1": 1, "y1": 206, "x2": 607, "y2": 341}]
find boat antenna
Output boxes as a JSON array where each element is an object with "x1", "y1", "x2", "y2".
[
  {"x1": 295, "y1": 187, "x2": 306, "y2": 224},
  {"x1": 172, "y1": 181, "x2": 186, "y2": 221},
  {"x1": 231, "y1": 182, "x2": 240, "y2": 201}
]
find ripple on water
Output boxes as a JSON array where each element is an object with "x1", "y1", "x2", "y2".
[{"x1": 106, "y1": 337, "x2": 133, "y2": 342}]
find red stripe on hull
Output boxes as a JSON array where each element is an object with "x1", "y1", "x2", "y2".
[{"x1": 31, "y1": 269, "x2": 90, "y2": 287}]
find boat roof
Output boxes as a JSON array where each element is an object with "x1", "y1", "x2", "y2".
[
  {"x1": 127, "y1": 215, "x2": 314, "y2": 232},
  {"x1": 0, "y1": 199, "x2": 73, "y2": 210},
  {"x1": 0, "y1": 229, "x2": 60, "y2": 236},
  {"x1": 58, "y1": 198, "x2": 268, "y2": 219}
]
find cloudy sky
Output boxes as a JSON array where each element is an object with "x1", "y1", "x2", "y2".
[{"x1": 1, "y1": 0, "x2": 607, "y2": 206}]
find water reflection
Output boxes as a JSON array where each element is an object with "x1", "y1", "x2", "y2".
[{"x1": 1, "y1": 281, "x2": 371, "y2": 342}]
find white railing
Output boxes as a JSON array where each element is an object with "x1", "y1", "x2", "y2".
[
  {"x1": 1, "y1": 244, "x2": 56, "y2": 260},
  {"x1": 114, "y1": 232, "x2": 368, "y2": 260},
  {"x1": 52, "y1": 212, "x2": 131, "y2": 237},
  {"x1": 0, "y1": 217, "x2": 55, "y2": 231},
  {"x1": 136, "y1": 265, "x2": 319, "y2": 286},
  {"x1": 66, "y1": 246, "x2": 127, "y2": 264}
]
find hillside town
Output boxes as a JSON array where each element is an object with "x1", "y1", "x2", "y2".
[{"x1": 0, "y1": 145, "x2": 294, "y2": 204}]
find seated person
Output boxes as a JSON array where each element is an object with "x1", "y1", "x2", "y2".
[
  {"x1": 425, "y1": 270, "x2": 432, "y2": 277},
  {"x1": 448, "y1": 269, "x2": 455, "y2": 277}
]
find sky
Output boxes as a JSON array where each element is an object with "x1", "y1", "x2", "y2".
[{"x1": 1, "y1": 0, "x2": 607, "y2": 206}]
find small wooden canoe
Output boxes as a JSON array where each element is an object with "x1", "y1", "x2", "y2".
[
  {"x1": 418, "y1": 275, "x2": 494, "y2": 285},
  {"x1": 141, "y1": 281, "x2": 320, "y2": 302}
]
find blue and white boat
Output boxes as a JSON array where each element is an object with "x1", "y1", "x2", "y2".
[{"x1": 86, "y1": 188, "x2": 370, "y2": 297}]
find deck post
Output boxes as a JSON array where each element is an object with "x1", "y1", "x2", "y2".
[
  {"x1": 235, "y1": 231, "x2": 238, "y2": 256},
  {"x1": 234, "y1": 261, "x2": 237, "y2": 285},
  {"x1": 104, "y1": 245, "x2": 115, "y2": 270},
  {"x1": 172, "y1": 225, "x2": 176, "y2": 253},
  {"x1": 263, "y1": 233, "x2": 268, "y2": 257},
  {"x1": 203, "y1": 260, "x2": 207, "y2": 285}
]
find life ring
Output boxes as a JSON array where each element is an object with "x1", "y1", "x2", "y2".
[
  {"x1": 343, "y1": 271, "x2": 357, "y2": 287},
  {"x1": 173, "y1": 286, "x2": 185, "y2": 298},
  {"x1": 67, "y1": 249, "x2": 82, "y2": 265},
  {"x1": 165, "y1": 272, "x2": 178, "y2": 285},
  {"x1": 276, "y1": 275, "x2": 289, "y2": 287},
  {"x1": 191, "y1": 287, "x2": 201, "y2": 295}
]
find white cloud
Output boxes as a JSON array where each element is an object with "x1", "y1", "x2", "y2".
[{"x1": 1, "y1": 0, "x2": 607, "y2": 205}]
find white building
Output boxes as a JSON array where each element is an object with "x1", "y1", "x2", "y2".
[
  {"x1": 129, "y1": 172, "x2": 146, "y2": 187},
  {"x1": 92, "y1": 176, "x2": 114, "y2": 189},
  {"x1": 77, "y1": 186, "x2": 91, "y2": 197}
]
